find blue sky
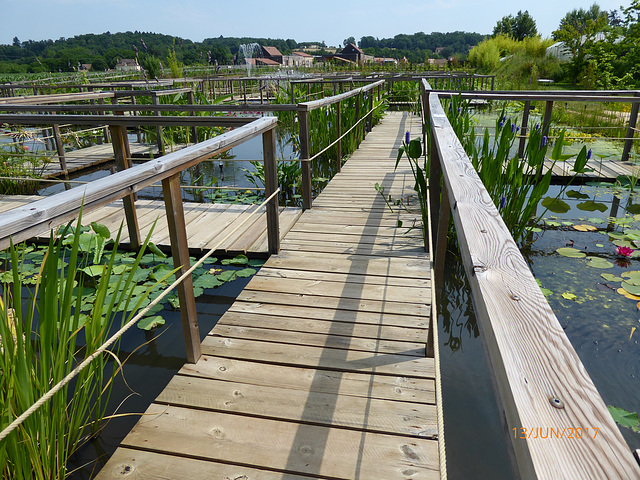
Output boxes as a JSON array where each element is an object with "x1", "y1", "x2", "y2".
[{"x1": 1, "y1": 0, "x2": 629, "y2": 47}]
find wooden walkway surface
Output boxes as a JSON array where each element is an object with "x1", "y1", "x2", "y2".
[
  {"x1": 95, "y1": 111, "x2": 443, "y2": 479},
  {"x1": 0, "y1": 196, "x2": 301, "y2": 255}
]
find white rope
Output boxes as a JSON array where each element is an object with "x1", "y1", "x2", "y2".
[{"x1": 0, "y1": 188, "x2": 280, "y2": 442}]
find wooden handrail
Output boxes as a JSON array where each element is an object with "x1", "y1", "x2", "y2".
[{"x1": 424, "y1": 79, "x2": 640, "y2": 478}]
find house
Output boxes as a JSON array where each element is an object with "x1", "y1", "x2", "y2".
[
  {"x1": 335, "y1": 44, "x2": 373, "y2": 65},
  {"x1": 261, "y1": 46, "x2": 283, "y2": 64},
  {"x1": 115, "y1": 59, "x2": 141, "y2": 72},
  {"x1": 283, "y1": 51, "x2": 314, "y2": 67},
  {"x1": 374, "y1": 57, "x2": 397, "y2": 66}
]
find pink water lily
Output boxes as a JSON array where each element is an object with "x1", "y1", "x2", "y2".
[{"x1": 616, "y1": 246, "x2": 635, "y2": 257}]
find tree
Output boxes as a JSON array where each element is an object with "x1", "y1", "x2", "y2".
[
  {"x1": 12, "y1": 37, "x2": 21, "y2": 48},
  {"x1": 493, "y1": 11, "x2": 537, "y2": 40},
  {"x1": 553, "y1": 3, "x2": 609, "y2": 83},
  {"x1": 343, "y1": 36, "x2": 356, "y2": 47}
]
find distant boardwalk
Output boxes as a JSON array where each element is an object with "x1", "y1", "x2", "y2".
[{"x1": 95, "y1": 112, "x2": 443, "y2": 479}]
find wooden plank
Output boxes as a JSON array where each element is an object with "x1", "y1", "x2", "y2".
[
  {"x1": 157, "y1": 375, "x2": 437, "y2": 437},
  {"x1": 212, "y1": 323, "x2": 425, "y2": 356},
  {"x1": 218, "y1": 309, "x2": 428, "y2": 342},
  {"x1": 244, "y1": 275, "x2": 430, "y2": 304},
  {"x1": 179, "y1": 356, "x2": 436, "y2": 404},
  {"x1": 279, "y1": 239, "x2": 428, "y2": 258},
  {"x1": 95, "y1": 448, "x2": 313, "y2": 480},
  {"x1": 237, "y1": 289, "x2": 430, "y2": 316},
  {"x1": 121, "y1": 404, "x2": 439, "y2": 480},
  {"x1": 201, "y1": 336, "x2": 434, "y2": 378}
]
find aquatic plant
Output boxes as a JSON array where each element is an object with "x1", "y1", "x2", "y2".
[{"x1": 396, "y1": 133, "x2": 428, "y2": 249}]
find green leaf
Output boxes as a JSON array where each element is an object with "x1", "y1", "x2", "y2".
[
  {"x1": 601, "y1": 273, "x2": 624, "y2": 283},
  {"x1": 147, "y1": 242, "x2": 167, "y2": 258},
  {"x1": 622, "y1": 271, "x2": 640, "y2": 285},
  {"x1": 236, "y1": 268, "x2": 257, "y2": 278},
  {"x1": 561, "y1": 292, "x2": 577, "y2": 300},
  {"x1": 556, "y1": 247, "x2": 586, "y2": 258},
  {"x1": 622, "y1": 281, "x2": 640, "y2": 296},
  {"x1": 577, "y1": 201, "x2": 608, "y2": 213},
  {"x1": 408, "y1": 138, "x2": 422, "y2": 159},
  {"x1": 90, "y1": 222, "x2": 111, "y2": 239},
  {"x1": 193, "y1": 274, "x2": 224, "y2": 289},
  {"x1": 137, "y1": 315, "x2": 165, "y2": 330},
  {"x1": 222, "y1": 255, "x2": 248, "y2": 266},
  {"x1": 566, "y1": 190, "x2": 589, "y2": 199},
  {"x1": 216, "y1": 270, "x2": 237, "y2": 283},
  {"x1": 542, "y1": 196, "x2": 570, "y2": 213},
  {"x1": 248, "y1": 259, "x2": 265, "y2": 267},
  {"x1": 586, "y1": 257, "x2": 613, "y2": 269},
  {"x1": 608, "y1": 406, "x2": 639, "y2": 431},
  {"x1": 82, "y1": 265, "x2": 106, "y2": 277}
]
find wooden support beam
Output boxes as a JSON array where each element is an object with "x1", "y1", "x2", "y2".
[
  {"x1": 336, "y1": 102, "x2": 342, "y2": 173},
  {"x1": 518, "y1": 100, "x2": 531, "y2": 158},
  {"x1": 162, "y1": 173, "x2": 201, "y2": 364},
  {"x1": 187, "y1": 90, "x2": 198, "y2": 144},
  {"x1": 52, "y1": 124, "x2": 68, "y2": 174},
  {"x1": 152, "y1": 92, "x2": 165, "y2": 155},
  {"x1": 262, "y1": 129, "x2": 279, "y2": 254},
  {"x1": 298, "y1": 110, "x2": 312, "y2": 210},
  {"x1": 109, "y1": 125, "x2": 141, "y2": 249},
  {"x1": 622, "y1": 93, "x2": 639, "y2": 163},
  {"x1": 541, "y1": 100, "x2": 554, "y2": 139}
]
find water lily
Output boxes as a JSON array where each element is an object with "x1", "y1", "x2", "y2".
[{"x1": 616, "y1": 246, "x2": 635, "y2": 257}]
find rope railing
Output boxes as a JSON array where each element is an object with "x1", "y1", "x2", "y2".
[{"x1": 0, "y1": 187, "x2": 279, "y2": 443}]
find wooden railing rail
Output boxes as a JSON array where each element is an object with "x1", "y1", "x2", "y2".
[
  {"x1": 0, "y1": 116, "x2": 279, "y2": 364},
  {"x1": 423, "y1": 78, "x2": 640, "y2": 478}
]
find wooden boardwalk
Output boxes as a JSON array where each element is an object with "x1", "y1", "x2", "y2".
[
  {"x1": 0, "y1": 196, "x2": 301, "y2": 255},
  {"x1": 95, "y1": 111, "x2": 443, "y2": 479}
]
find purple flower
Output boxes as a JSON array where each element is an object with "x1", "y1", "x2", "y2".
[
  {"x1": 542, "y1": 136, "x2": 548, "y2": 147},
  {"x1": 535, "y1": 123, "x2": 540, "y2": 130},
  {"x1": 516, "y1": 126, "x2": 520, "y2": 132},
  {"x1": 511, "y1": 123, "x2": 516, "y2": 134},
  {"x1": 499, "y1": 196, "x2": 506, "y2": 210},
  {"x1": 587, "y1": 149, "x2": 592, "y2": 160},
  {"x1": 617, "y1": 246, "x2": 635, "y2": 257},
  {"x1": 405, "y1": 131, "x2": 410, "y2": 144},
  {"x1": 499, "y1": 121, "x2": 504, "y2": 128}
]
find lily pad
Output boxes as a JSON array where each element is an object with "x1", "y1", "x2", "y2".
[
  {"x1": 561, "y1": 292, "x2": 578, "y2": 301},
  {"x1": 626, "y1": 204, "x2": 640, "y2": 215},
  {"x1": 556, "y1": 247, "x2": 586, "y2": 258},
  {"x1": 573, "y1": 224, "x2": 598, "y2": 232},
  {"x1": 601, "y1": 273, "x2": 624, "y2": 282},
  {"x1": 621, "y1": 271, "x2": 640, "y2": 285},
  {"x1": 617, "y1": 288, "x2": 640, "y2": 300},
  {"x1": 622, "y1": 281, "x2": 640, "y2": 296},
  {"x1": 542, "y1": 196, "x2": 570, "y2": 213},
  {"x1": 545, "y1": 220, "x2": 562, "y2": 227},
  {"x1": 586, "y1": 257, "x2": 614, "y2": 269},
  {"x1": 577, "y1": 201, "x2": 608, "y2": 212},
  {"x1": 587, "y1": 217, "x2": 605, "y2": 224},
  {"x1": 137, "y1": 315, "x2": 165, "y2": 330},
  {"x1": 608, "y1": 406, "x2": 639, "y2": 432},
  {"x1": 566, "y1": 190, "x2": 589, "y2": 199},
  {"x1": 236, "y1": 268, "x2": 257, "y2": 278}
]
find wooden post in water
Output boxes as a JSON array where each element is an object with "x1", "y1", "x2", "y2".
[
  {"x1": 541, "y1": 100, "x2": 554, "y2": 139},
  {"x1": 298, "y1": 110, "x2": 312, "y2": 210},
  {"x1": 52, "y1": 124, "x2": 68, "y2": 174},
  {"x1": 622, "y1": 92, "x2": 639, "y2": 163},
  {"x1": 187, "y1": 90, "x2": 198, "y2": 144},
  {"x1": 109, "y1": 124, "x2": 141, "y2": 249},
  {"x1": 262, "y1": 128, "x2": 280, "y2": 254},
  {"x1": 336, "y1": 102, "x2": 342, "y2": 173},
  {"x1": 518, "y1": 100, "x2": 531, "y2": 158},
  {"x1": 162, "y1": 174, "x2": 201, "y2": 364},
  {"x1": 151, "y1": 92, "x2": 165, "y2": 155}
]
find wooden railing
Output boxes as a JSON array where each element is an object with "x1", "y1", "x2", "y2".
[
  {"x1": 0, "y1": 116, "x2": 280, "y2": 364},
  {"x1": 422, "y1": 79, "x2": 640, "y2": 478}
]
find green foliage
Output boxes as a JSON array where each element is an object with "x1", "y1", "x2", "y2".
[
  {"x1": 396, "y1": 137, "x2": 428, "y2": 248},
  {"x1": 493, "y1": 10, "x2": 538, "y2": 40}
]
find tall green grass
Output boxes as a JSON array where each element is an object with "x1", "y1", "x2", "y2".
[{"x1": 0, "y1": 215, "x2": 154, "y2": 479}]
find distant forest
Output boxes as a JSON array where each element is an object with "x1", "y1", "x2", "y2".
[{"x1": 0, "y1": 30, "x2": 484, "y2": 73}]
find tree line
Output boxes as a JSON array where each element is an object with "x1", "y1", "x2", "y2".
[{"x1": 0, "y1": 30, "x2": 483, "y2": 74}]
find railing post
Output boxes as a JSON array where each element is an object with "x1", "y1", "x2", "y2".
[
  {"x1": 109, "y1": 124, "x2": 141, "y2": 249},
  {"x1": 187, "y1": 90, "x2": 198, "y2": 144},
  {"x1": 541, "y1": 100, "x2": 554, "y2": 139},
  {"x1": 622, "y1": 92, "x2": 639, "y2": 163},
  {"x1": 298, "y1": 109, "x2": 312, "y2": 210},
  {"x1": 262, "y1": 128, "x2": 280, "y2": 254},
  {"x1": 518, "y1": 100, "x2": 531, "y2": 158},
  {"x1": 52, "y1": 124, "x2": 68, "y2": 174},
  {"x1": 162, "y1": 173, "x2": 201, "y2": 364},
  {"x1": 355, "y1": 93, "x2": 361, "y2": 141},
  {"x1": 367, "y1": 89, "x2": 374, "y2": 132},
  {"x1": 336, "y1": 102, "x2": 342, "y2": 173},
  {"x1": 152, "y1": 92, "x2": 165, "y2": 155}
]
